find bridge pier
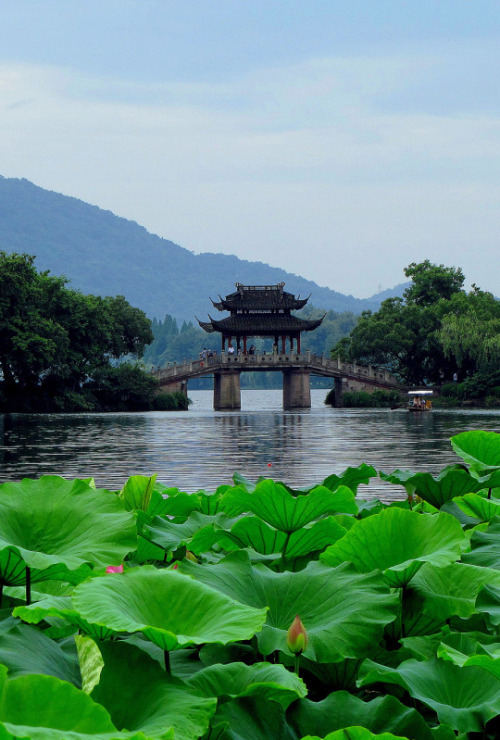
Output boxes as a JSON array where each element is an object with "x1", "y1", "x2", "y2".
[
  {"x1": 214, "y1": 369, "x2": 241, "y2": 410},
  {"x1": 332, "y1": 378, "x2": 344, "y2": 408},
  {"x1": 283, "y1": 368, "x2": 311, "y2": 409}
]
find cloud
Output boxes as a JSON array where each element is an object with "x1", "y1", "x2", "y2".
[{"x1": 0, "y1": 55, "x2": 499, "y2": 297}]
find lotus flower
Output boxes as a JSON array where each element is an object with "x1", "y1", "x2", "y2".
[
  {"x1": 106, "y1": 564, "x2": 124, "y2": 574},
  {"x1": 286, "y1": 615, "x2": 308, "y2": 654}
]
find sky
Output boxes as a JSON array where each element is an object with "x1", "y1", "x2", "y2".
[{"x1": 1, "y1": 1, "x2": 499, "y2": 298}]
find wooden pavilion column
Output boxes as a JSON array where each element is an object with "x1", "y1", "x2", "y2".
[
  {"x1": 281, "y1": 335, "x2": 286, "y2": 354},
  {"x1": 243, "y1": 336, "x2": 247, "y2": 354},
  {"x1": 297, "y1": 334, "x2": 301, "y2": 354}
]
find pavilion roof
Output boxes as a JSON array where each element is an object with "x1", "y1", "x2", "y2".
[
  {"x1": 197, "y1": 313, "x2": 324, "y2": 335},
  {"x1": 211, "y1": 282, "x2": 309, "y2": 312}
]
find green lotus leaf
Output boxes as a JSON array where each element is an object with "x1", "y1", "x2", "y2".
[
  {"x1": 222, "y1": 480, "x2": 357, "y2": 533},
  {"x1": 209, "y1": 696, "x2": 293, "y2": 740},
  {"x1": 196, "y1": 485, "x2": 231, "y2": 515},
  {"x1": 451, "y1": 430, "x2": 500, "y2": 472},
  {"x1": 321, "y1": 508, "x2": 465, "y2": 587},
  {"x1": 71, "y1": 566, "x2": 268, "y2": 651},
  {"x1": 299, "y1": 730, "x2": 410, "y2": 740},
  {"x1": 461, "y1": 518, "x2": 500, "y2": 569},
  {"x1": 152, "y1": 488, "x2": 200, "y2": 518},
  {"x1": 229, "y1": 516, "x2": 346, "y2": 559},
  {"x1": 76, "y1": 635, "x2": 105, "y2": 694},
  {"x1": 0, "y1": 618, "x2": 80, "y2": 685},
  {"x1": 381, "y1": 465, "x2": 484, "y2": 509},
  {"x1": 140, "y1": 512, "x2": 228, "y2": 554},
  {"x1": 91, "y1": 641, "x2": 216, "y2": 740},
  {"x1": 0, "y1": 663, "x2": 127, "y2": 739},
  {"x1": 454, "y1": 493, "x2": 500, "y2": 522},
  {"x1": 179, "y1": 552, "x2": 397, "y2": 662},
  {"x1": 186, "y1": 661, "x2": 306, "y2": 708},
  {"x1": 287, "y1": 690, "x2": 439, "y2": 740},
  {"x1": 0, "y1": 476, "x2": 137, "y2": 586},
  {"x1": 322, "y1": 464, "x2": 378, "y2": 494},
  {"x1": 476, "y1": 582, "x2": 500, "y2": 626},
  {"x1": 358, "y1": 656, "x2": 500, "y2": 733},
  {"x1": 14, "y1": 595, "x2": 116, "y2": 641},
  {"x1": 408, "y1": 562, "x2": 500, "y2": 622},
  {"x1": 119, "y1": 475, "x2": 157, "y2": 512},
  {"x1": 437, "y1": 633, "x2": 500, "y2": 675}
]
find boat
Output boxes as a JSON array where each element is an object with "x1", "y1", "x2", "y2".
[{"x1": 408, "y1": 390, "x2": 433, "y2": 411}]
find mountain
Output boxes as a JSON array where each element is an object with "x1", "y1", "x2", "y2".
[{"x1": 0, "y1": 176, "x2": 401, "y2": 322}]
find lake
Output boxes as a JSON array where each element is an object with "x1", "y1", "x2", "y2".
[{"x1": 0, "y1": 390, "x2": 498, "y2": 500}]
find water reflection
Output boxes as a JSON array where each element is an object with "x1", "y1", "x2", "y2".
[{"x1": 0, "y1": 390, "x2": 498, "y2": 501}]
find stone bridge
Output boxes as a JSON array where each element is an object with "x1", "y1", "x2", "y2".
[{"x1": 152, "y1": 352, "x2": 401, "y2": 410}]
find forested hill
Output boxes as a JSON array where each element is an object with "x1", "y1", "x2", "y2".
[{"x1": 0, "y1": 176, "x2": 404, "y2": 321}]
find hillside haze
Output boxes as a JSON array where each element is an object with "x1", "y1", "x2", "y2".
[{"x1": 0, "y1": 176, "x2": 403, "y2": 321}]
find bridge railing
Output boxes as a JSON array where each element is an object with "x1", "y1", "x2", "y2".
[{"x1": 152, "y1": 352, "x2": 396, "y2": 385}]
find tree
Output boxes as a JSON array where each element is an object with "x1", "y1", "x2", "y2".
[
  {"x1": 0, "y1": 251, "x2": 154, "y2": 411},
  {"x1": 332, "y1": 261, "x2": 499, "y2": 387},
  {"x1": 403, "y1": 260, "x2": 465, "y2": 305}
]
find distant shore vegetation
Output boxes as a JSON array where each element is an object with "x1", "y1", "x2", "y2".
[
  {"x1": 331, "y1": 261, "x2": 500, "y2": 408},
  {"x1": 0, "y1": 251, "x2": 188, "y2": 413}
]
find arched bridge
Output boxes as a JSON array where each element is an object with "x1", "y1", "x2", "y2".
[{"x1": 152, "y1": 351, "x2": 401, "y2": 410}]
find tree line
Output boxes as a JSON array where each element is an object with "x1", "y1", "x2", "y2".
[
  {"x1": 333, "y1": 261, "x2": 500, "y2": 406},
  {"x1": 0, "y1": 252, "x2": 186, "y2": 412}
]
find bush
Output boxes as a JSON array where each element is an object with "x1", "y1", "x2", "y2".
[
  {"x1": 153, "y1": 392, "x2": 190, "y2": 411},
  {"x1": 326, "y1": 389, "x2": 403, "y2": 408}
]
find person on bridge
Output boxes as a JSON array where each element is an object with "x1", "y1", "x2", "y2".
[{"x1": 228, "y1": 344, "x2": 235, "y2": 355}]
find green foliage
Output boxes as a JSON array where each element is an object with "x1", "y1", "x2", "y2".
[
  {"x1": 333, "y1": 260, "x2": 500, "y2": 391},
  {"x1": 0, "y1": 251, "x2": 155, "y2": 413},
  {"x1": 1, "y1": 429, "x2": 500, "y2": 737},
  {"x1": 326, "y1": 390, "x2": 402, "y2": 408}
]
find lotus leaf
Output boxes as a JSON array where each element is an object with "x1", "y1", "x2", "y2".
[
  {"x1": 140, "y1": 511, "x2": 229, "y2": 554},
  {"x1": 14, "y1": 595, "x2": 116, "y2": 641},
  {"x1": 196, "y1": 485, "x2": 231, "y2": 514},
  {"x1": 287, "y1": 690, "x2": 439, "y2": 740},
  {"x1": 358, "y1": 656, "x2": 500, "y2": 733},
  {"x1": 209, "y1": 695, "x2": 294, "y2": 740},
  {"x1": 186, "y1": 661, "x2": 307, "y2": 708},
  {"x1": 229, "y1": 516, "x2": 346, "y2": 559},
  {"x1": 451, "y1": 430, "x2": 500, "y2": 472},
  {"x1": 454, "y1": 493, "x2": 500, "y2": 521},
  {"x1": 119, "y1": 474, "x2": 157, "y2": 512},
  {"x1": 91, "y1": 641, "x2": 216, "y2": 740},
  {"x1": 299, "y1": 730, "x2": 410, "y2": 740},
  {"x1": 0, "y1": 618, "x2": 80, "y2": 685},
  {"x1": 408, "y1": 562, "x2": 500, "y2": 622},
  {"x1": 321, "y1": 464, "x2": 378, "y2": 494},
  {"x1": 476, "y1": 582, "x2": 500, "y2": 626},
  {"x1": 222, "y1": 480, "x2": 357, "y2": 533},
  {"x1": 71, "y1": 566, "x2": 267, "y2": 651},
  {"x1": 76, "y1": 635, "x2": 105, "y2": 694},
  {"x1": 0, "y1": 663, "x2": 126, "y2": 739},
  {"x1": 382, "y1": 466, "x2": 484, "y2": 509},
  {"x1": 321, "y1": 508, "x2": 465, "y2": 587},
  {"x1": 179, "y1": 552, "x2": 398, "y2": 661},
  {"x1": 0, "y1": 476, "x2": 137, "y2": 589},
  {"x1": 461, "y1": 518, "x2": 500, "y2": 569}
]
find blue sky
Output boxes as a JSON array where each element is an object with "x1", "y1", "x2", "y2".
[{"x1": 1, "y1": 1, "x2": 499, "y2": 297}]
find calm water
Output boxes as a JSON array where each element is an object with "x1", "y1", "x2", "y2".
[{"x1": 0, "y1": 390, "x2": 499, "y2": 501}]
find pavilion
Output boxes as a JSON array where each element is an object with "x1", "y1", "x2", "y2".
[{"x1": 197, "y1": 282, "x2": 324, "y2": 354}]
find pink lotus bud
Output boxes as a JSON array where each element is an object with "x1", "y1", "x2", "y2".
[
  {"x1": 185, "y1": 551, "x2": 198, "y2": 563},
  {"x1": 172, "y1": 563, "x2": 179, "y2": 570},
  {"x1": 106, "y1": 564, "x2": 124, "y2": 574},
  {"x1": 286, "y1": 615, "x2": 308, "y2": 654}
]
